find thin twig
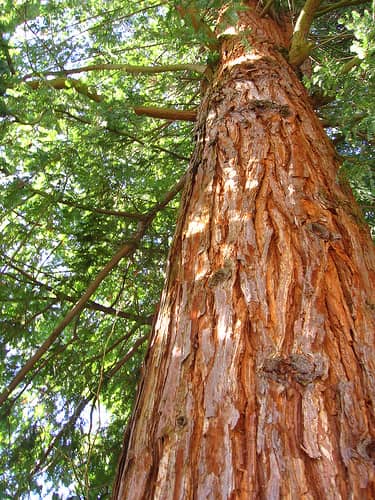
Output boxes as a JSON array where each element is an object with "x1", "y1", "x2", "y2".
[
  {"x1": 315, "y1": 0, "x2": 369, "y2": 17},
  {"x1": 0, "y1": 175, "x2": 185, "y2": 407}
]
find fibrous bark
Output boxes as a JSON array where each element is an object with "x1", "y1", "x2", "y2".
[{"x1": 114, "y1": 3, "x2": 375, "y2": 498}]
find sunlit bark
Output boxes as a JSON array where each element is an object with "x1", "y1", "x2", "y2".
[{"x1": 114, "y1": 3, "x2": 375, "y2": 498}]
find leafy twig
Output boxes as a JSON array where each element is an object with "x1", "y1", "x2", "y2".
[
  {"x1": 26, "y1": 185, "x2": 148, "y2": 221},
  {"x1": 0, "y1": 175, "x2": 185, "y2": 407},
  {"x1": 59, "y1": 109, "x2": 191, "y2": 162},
  {"x1": 4, "y1": 260, "x2": 154, "y2": 324}
]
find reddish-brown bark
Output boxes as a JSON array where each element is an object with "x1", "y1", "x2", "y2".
[{"x1": 114, "y1": 4, "x2": 375, "y2": 498}]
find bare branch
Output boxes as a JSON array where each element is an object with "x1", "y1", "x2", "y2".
[
  {"x1": 0, "y1": 236, "x2": 142, "y2": 407},
  {"x1": 134, "y1": 106, "x2": 197, "y2": 122},
  {"x1": 30, "y1": 327, "x2": 149, "y2": 478},
  {"x1": 89, "y1": 302, "x2": 153, "y2": 325},
  {"x1": 24, "y1": 63, "x2": 206, "y2": 103},
  {"x1": 310, "y1": 92, "x2": 335, "y2": 108}
]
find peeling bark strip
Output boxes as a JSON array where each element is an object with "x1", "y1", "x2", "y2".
[{"x1": 114, "y1": 3, "x2": 375, "y2": 499}]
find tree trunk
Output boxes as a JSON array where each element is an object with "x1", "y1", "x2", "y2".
[{"x1": 114, "y1": 4, "x2": 375, "y2": 498}]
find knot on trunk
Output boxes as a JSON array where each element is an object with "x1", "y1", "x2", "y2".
[
  {"x1": 357, "y1": 437, "x2": 375, "y2": 463},
  {"x1": 261, "y1": 353, "x2": 328, "y2": 385}
]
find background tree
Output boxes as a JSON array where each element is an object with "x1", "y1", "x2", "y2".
[{"x1": 0, "y1": 0, "x2": 373, "y2": 498}]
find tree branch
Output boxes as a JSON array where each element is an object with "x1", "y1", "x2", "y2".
[
  {"x1": 259, "y1": 0, "x2": 275, "y2": 17},
  {"x1": 26, "y1": 185, "x2": 148, "y2": 221},
  {"x1": 26, "y1": 77, "x2": 103, "y2": 102},
  {"x1": 340, "y1": 55, "x2": 361, "y2": 74},
  {"x1": 31, "y1": 397, "x2": 90, "y2": 478},
  {"x1": 175, "y1": 4, "x2": 219, "y2": 51},
  {"x1": 134, "y1": 106, "x2": 197, "y2": 122},
  {"x1": 4, "y1": 262, "x2": 153, "y2": 324},
  {"x1": 86, "y1": 323, "x2": 143, "y2": 363},
  {"x1": 24, "y1": 66, "x2": 205, "y2": 106},
  {"x1": 0, "y1": 33, "x2": 16, "y2": 75},
  {"x1": 104, "y1": 334, "x2": 149, "y2": 380},
  {"x1": 23, "y1": 63, "x2": 206, "y2": 81},
  {"x1": 88, "y1": 302, "x2": 152, "y2": 325},
  {"x1": 0, "y1": 236, "x2": 143, "y2": 407},
  {"x1": 104, "y1": 126, "x2": 191, "y2": 161},
  {"x1": 30, "y1": 328, "x2": 148, "y2": 478},
  {"x1": 59, "y1": 109, "x2": 191, "y2": 162},
  {"x1": 288, "y1": 0, "x2": 322, "y2": 66},
  {"x1": 310, "y1": 92, "x2": 335, "y2": 108},
  {"x1": 315, "y1": 0, "x2": 369, "y2": 17},
  {"x1": 0, "y1": 175, "x2": 185, "y2": 407}
]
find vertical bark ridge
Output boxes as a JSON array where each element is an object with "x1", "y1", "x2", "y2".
[{"x1": 115, "y1": 4, "x2": 375, "y2": 499}]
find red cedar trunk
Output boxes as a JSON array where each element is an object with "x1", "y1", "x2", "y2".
[{"x1": 114, "y1": 5, "x2": 375, "y2": 498}]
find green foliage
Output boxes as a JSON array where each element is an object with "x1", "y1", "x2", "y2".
[
  {"x1": 306, "y1": 6, "x2": 374, "y2": 234},
  {"x1": 0, "y1": 0, "x2": 374, "y2": 497},
  {"x1": 0, "y1": 2, "x2": 196, "y2": 497}
]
